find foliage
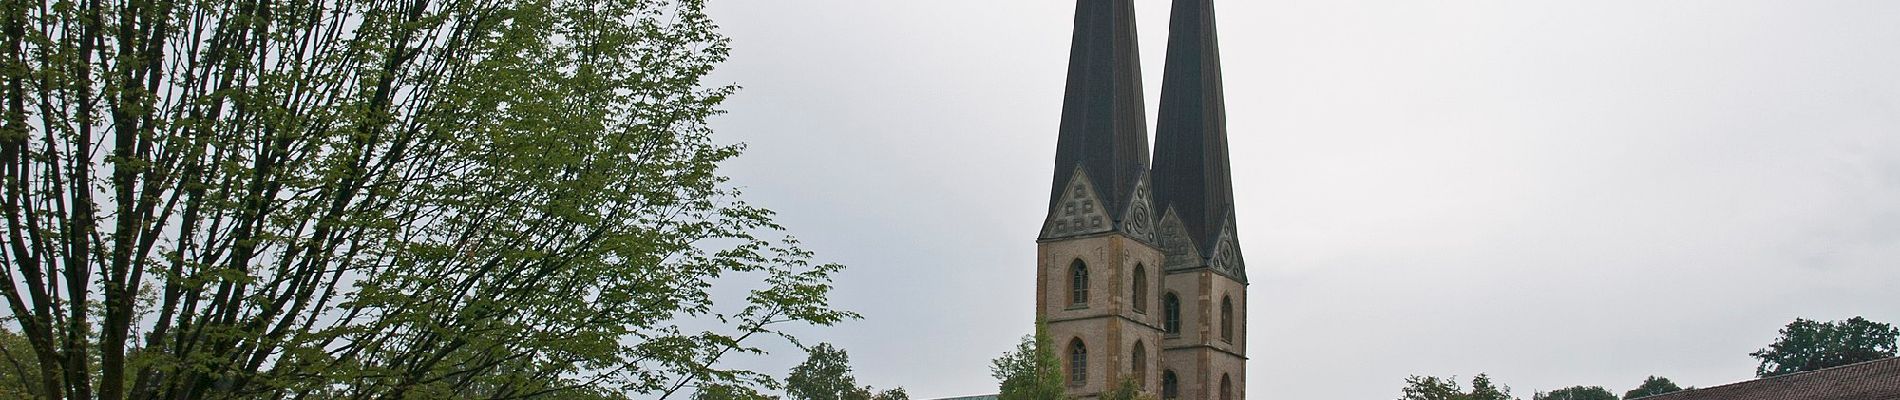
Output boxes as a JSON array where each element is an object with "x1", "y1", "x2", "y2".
[
  {"x1": 1622, "y1": 376, "x2": 1682, "y2": 399},
  {"x1": 1400, "y1": 374, "x2": 1516, "y2": 400},
  {"x1": 993, "y1": 321, "x2": 1072, "y2": 400},
  {"x1": 1532, "y1": 386, "x2": 1616, "y2": 400},
  {"x1": 866, "y1": 388, "x2": 910, "y2": 400},
  {"x1": 1102, "y1": 379, "x2": 1155, "y2": 400},
  {"x1": 0, "y1": 0, "x2": 857, "y2": 398},
  {"x1": 1750, "y1": 317, "x2": 1899, "y2": 377},
  {"x1": 0, "y1": 326, "x2": 38, "y2": 398},
  {"x1": 696, "y1": 383, "x2": 781, "y2": 400},
  {"x1": 784, "y1": 343, "x2": 906, "y2": 400},
  {"x1": 787, "y1": 343, "x2": 861, "y2": 400}
]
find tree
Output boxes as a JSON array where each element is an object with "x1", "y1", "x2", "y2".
[
  {"x1": 788, "y1": 343, "x2": 863, "y2": 400},
  {"x1": 784, "y1": 343, "x2": 907, "y2": 400},
  {"x1": 1622, "y1": 376, "x2": 1683, "y2": 399},
  {"x1": 1103, "y1": 379, "x2": 1155, "y2": 400},
  {"x1": 993, "y1": 321, "x2": 1071, "y2": 400},
  {"x1": 1401, "y1": 376, "x2": 1469, "y2": 400},
  {"x1": 868, "y1": 388, "x2": 911, "y2": 400},
  {"x1": 1400, "y1": 374, "x2": 1516, "y2": 400},
  {"x1": 1533, "y1": 386, "x2": 1616, "y2": 400},
  {"x1": 0, "y1": 325, "x2": 38, "y2": 398},
  {"x1": 1750, "y1": 317, "x2": 1900, "y2": 377},
  {"x1": 0, "y1": 0, "x2": 857, "y2": 398},
  {"x1": 696, "y1": 384, "x2": 781, "y2": 400}
]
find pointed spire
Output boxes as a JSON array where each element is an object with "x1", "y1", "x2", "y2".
[
  {"x1": 1152, "y1": 0, "x2": 1238, "y2": 262},
  {"x1": 1044, "y1": 0, "x2": 1153, "y2": 240}
]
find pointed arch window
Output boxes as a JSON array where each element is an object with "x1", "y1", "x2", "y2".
[
  {"x1": 1132, "y1": 341, "x2": 1147, "y2": 387},
  {"x1": 1220, "y1": 295, "x2": 1234, "y2": 343},
  {"x1": 1069, "y1": 260, "x2": 1089, "y2": 306},
  {"x1": 1163, "y1": 293, "x2": 1181, "y2": 335},
  {"x1": 1069, "y1": 339, "x2": 1088, "y2": 385},
  {"x1": 1220, "y1": 374, "x2": 1234, "y2": 400},
  {"x1": 1162, "y1": 370, "x2": 1179, "y2": 399},
  {"x1": 1132, "y1": 264, "x2": 1148, "y2": 313}
]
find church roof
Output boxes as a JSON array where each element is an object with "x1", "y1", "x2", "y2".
[
  {"x1": 1152, "y1": 0, "x2": 1238, "y2": 261},
  {"x1": 1634, "y1": 358, "x2": 1900, "y2": 400},
  {"x1": 1045, "y1": 0, "x2": 1151, "y2": 237}
]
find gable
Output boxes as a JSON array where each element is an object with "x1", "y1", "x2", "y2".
[
  {"x1": 1156, "y1": 208, "x2": 1201, "y2": 271},
  {"x1": 1042, "y1": 167, "x2": 1115, "y2": 239},
  {"x1": 1209, "y1": 214, "x2": 1247, "y2": 282},
  {"x1": 1120, "y1": 173, "x2": 1157, "y2": 244}
]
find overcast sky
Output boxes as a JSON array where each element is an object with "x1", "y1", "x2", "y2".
[{"x1": 697, "y1": 1, "x2": 1900, "y2": 399}]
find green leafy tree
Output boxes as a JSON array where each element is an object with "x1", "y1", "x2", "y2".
[
  {"x1": 1400, "y1": 374, "x2": 1516, "y2": 400},
  {"x1": 696, "y1": 383, "x2": 781, "y2": 400},
  {"x1": 1402, "y1": 376, "x2": 1468, "y2": 400},
  {"x1": 785, "y1": 343, "x2": 907, "y2": 400},
  {"x1": 0, "y1": 326, "x2": 39, "y2": 398},
  {"x1": 1533, "y1": 386, "x2": 1616, "y2": 400},
  {"x1": 993, "y1": 321, "x2": 1072, "y2": 400},
  {"x1": 868, "y1": 388, "x2": 911, "y2": 400},
  {"x1": 788, "y1": 343, "x2": 863, "y2": 400},
  {"x1": 1103, "y1": 379, "x2": 1156, "y2": 400},
  {"x1": 1622, "y1": 376, "x2": 1683, "y2": 399},
  {"x1": 0, "y1": 0, "x2": 857, "y2": 398},
  {"x1": 1750, "y1": 317, "x2": 1900, "y2": 377}
]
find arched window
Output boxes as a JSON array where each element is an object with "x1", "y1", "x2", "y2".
[
  {"x1": 1220, "y1": 295, "x2": 1234, "y2": 343},
  {"x1": 1069, "y1": 260, "x2": 1089, "y2": 306},
  {"x1": 1220, "y1": 374, "x2": 1233, "y2": 400},
  {"x1": 1161, "y1": 370, "x2": 1179, "y2": 399},
  {"x1": 1132, "y1": 264, "x2": 1148, "y2": 314},
  {"x1": 1131, "y1": 341, "x2": 1147, "y2": 387},
  {"x1": 1068, "y1": 339, "x2": 1088, "y2": 385},
  {"x1": 1163, "y1": 293, "x2": 1181, "y2": 335}
]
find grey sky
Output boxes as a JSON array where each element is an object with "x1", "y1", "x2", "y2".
[{"x1": 699, "y1": 1, "x2": 1900, "y2": 399}]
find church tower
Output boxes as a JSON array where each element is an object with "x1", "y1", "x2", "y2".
[
  {"x1": 1039, "y1": 0, "x2": 1245, "y2": 398},
  {"x1": 1037, "y1": 0, "x2": 1164, "y2": 397},
  {"x1": 1151, "y1": 0, "x2": 1247, "y2": 398}
]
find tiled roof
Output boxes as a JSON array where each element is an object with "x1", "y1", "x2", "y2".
[{"x1": 1638, "y1": 357, "x2": 1900, "y2": 400}]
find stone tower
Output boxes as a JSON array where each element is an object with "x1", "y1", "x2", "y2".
[
  {"x1": 1037, "y1": 0, "x2": 1163, "y2": 397},
  {"x1": 1037, "y1": 0, "x2": 1246, "y2": 398},
  {"x1": 1150, "y1": 0, "x2": 1247, "y2": 398}
]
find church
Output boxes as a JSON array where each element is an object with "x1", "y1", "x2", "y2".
[{"x1": 1032, "y1": 0, "x2": 1247, "y2": 398}]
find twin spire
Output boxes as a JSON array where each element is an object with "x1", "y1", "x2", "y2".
[
  {"x1": 1152, "y1": 0, "x2": 1235, "y2": 266},
  {"x1": 1046, "y1": 0, "x2": 1149, "y2": 229},
  {"x1": 1042, "y1": 0, "x2": 1244, "y2": 280}
]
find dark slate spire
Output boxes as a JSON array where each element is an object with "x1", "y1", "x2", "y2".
[
  {"x1": 1043, "y1": 0, "x2": 1154, "y2": 240},
  {"x1": 1152, "y1": 0, "x2": 1239, "y2": 265}
]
